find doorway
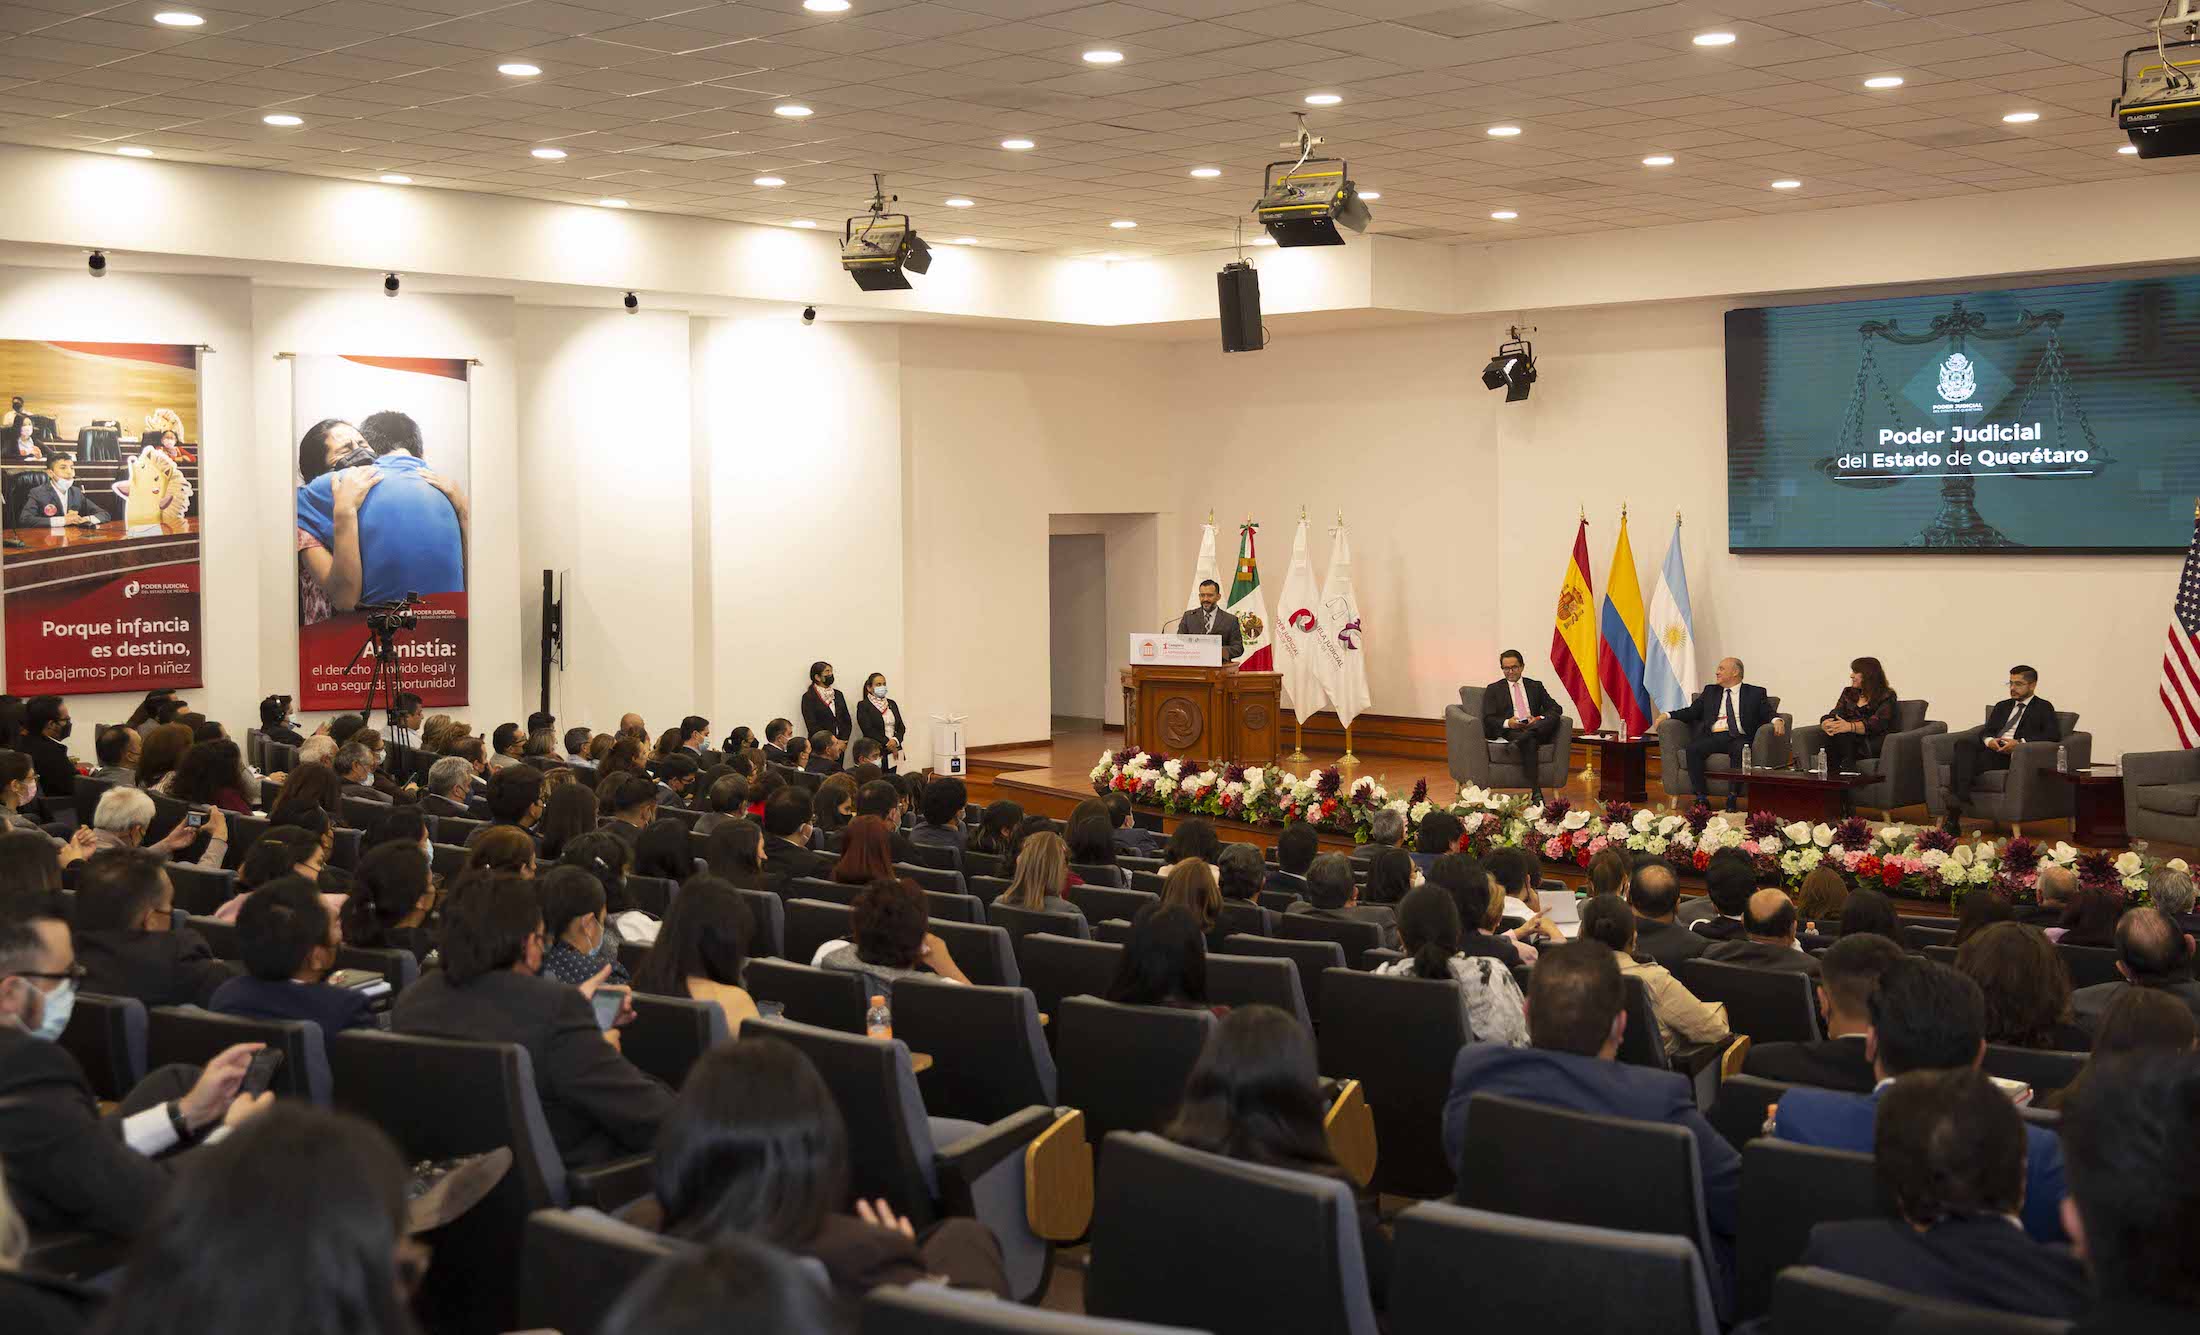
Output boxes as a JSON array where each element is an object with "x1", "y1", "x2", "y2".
[{"x1": 1048, "y1": 533, "x2": 1108, "y2": 728}]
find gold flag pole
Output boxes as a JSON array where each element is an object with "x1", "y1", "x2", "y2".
[
  {"x1": 1340, "y1": 723, "x2": 1358, "y2": 770},
  {"x1": 1288, "y1": 504, "x2": 1310, "y2": 763}
]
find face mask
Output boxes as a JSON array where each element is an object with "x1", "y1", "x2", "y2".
[
  {"x1": 871, "y1": 686, "x2": 888, "y2": 700},
  {"x1": 821, "y1": 673, "x2": 835, "y2": 687},
  {"x1": 31, "y1": 978, "x2": 75, "y2": 1042},
  {"x1": 334, "y1": 445, "x2": 376, "y2": 471},
  {"x1": 52, "y1": 720, "x2": 71, "y2": 741},
  {"x1": 20, "y1": 781, "x2": 34, "y2": 805}
]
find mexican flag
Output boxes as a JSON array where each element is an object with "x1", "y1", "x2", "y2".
[{"x1": 1227, "y1": 520, "x2": 1274, "y2": 672}]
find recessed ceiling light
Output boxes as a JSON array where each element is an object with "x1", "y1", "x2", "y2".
[
  {"x1": 1189, "y1": 166, "x2": 1221, "y2": 178},
  {"x1": 1487, "y1": 124, "x2": 1521, "y2": 136},
  {"x1": 945, "y1": 197, "x2": 974, "y2": 207},
  {"x1": 791, "y1": 218, "x2": 818, "y2": 227},
  {"x1": 754, "y1": 176, "x2": 786, "y2": 187},
  {"x1": 1693, "y1": 31, "x2": 1735, "y2": 45},
  {"x1": 1359, "y1": 190, "x2": 1380, "y2": 199},
  {"x1": 1490, "y1": 210, "x2": 1518, "y2": 219},
  {"x1": 153, "y1": 11, "x2": 203, "y2": 26},
  {"x1": 1109, "y1": 219, "x2": 1137, "y2": 228},
  {"x1": 804, "y1": 0, "x2": 851, "y2": 10},
  {"x1": 498, "y1": 62, "x2": 540, "y2": 76},
  {"x1": 262, "y1": 113, "x2": 302, "y2": 126},
  {"x1": 1770, "y1": 179, "x2": 1801, "y2": 189},
  {"x1": 775, "y1": 104, "x2": 813, "y2": 117},
  {"x1": 379, "y1": 173, "x2": 412, "y2": 184},
  {"x1": 532, "y1": 147, "x2": 566, "y2": 159},
  {"x1": 117, "y1": 145, "x2": 154, "y2": 157},
  {"x1": 597, "y1": 197, "x2": 627, "y2": 207},
  {"x1": 1864, "y1": 75, "x2": 1903, "y2": 89},
  {"x1": 1083, "y1": 49, "x2": 1124, "y2": 64},
  {"x1": 1001, "y1": 137, "x2": 1035, "y2": 150},
  {"x1": 1643, "y1": 154, "x2": 1675, "y2": 166},
  {"x1": 2118, "y1": 144, "x2": 2139, "y2": 155},
  {"x1": 1304, "y1": 92, "x2": 1342, "y2": 105},
  {"x1": 2002, "y1": 111, "x2": 2039, "y2": 123}
]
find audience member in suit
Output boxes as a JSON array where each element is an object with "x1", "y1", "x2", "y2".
[
  {"x1": 909, "y1": 775, "x2": 967, "y2": 867},
  {"x1": 1351, "y1": 806, "x2": 1405, "y2": 865},
  {"x1": 2071, "y1": 906, "x2": 2200, "y2": 1029},
  {"x1": 600, "y1": 773, "x2": 657, "y2": 850},
  {"x1": 22, "y1": 697, "x2": 79, "y2": 810},
  {"x1": 800, "y1": 662, "x2": 853, "y2": 747},
  {"x1": 854, "y1": 780, "x2": 917, "y2": 865},
  {"x1": 0, "y1": 912, "x2": 271, "y2": 1243},
  {"x1": 393, "y1": 875, "x2": 671, "y2": 1167},
  {"x1": 72, "y1": 849, "x2": 237, "y2": 1007},
  {"x1": 654, "y1": 753, "x2": 700, "y2": 809},
  {"x1": 1956, "y1": 921, "x2": 2093, "y2": 1050},
  {"x1": 87, "y1": 724, "x2": 140, "y2": 787},
  {"x1": 258, "y1": 694, "x2": 304, "y2": 749},
  {"x1": 1413, "y1": 810, "x2": 1465, "y2": 875},
  {"x1": 2055, "y1": 1051, "x2": 2200, "y2": 1334},
  {"x1": 1265, "y1": 818, "x2": 1317, "y2": 896},
  {"x1": 760, "y1": 717, "x2": 794, "y2": 767},
  {"x1": 1285, "y1": 853, "x2": 1400, "y2": 951},
  {"x1": 1704, "y1": 889, "x2": 1823, "y2": 976},
  {"x1": 1628, "y1": 857, "x2": 1710, "y2": 968},
  {"x1": 779, "y1": 735, "x2": 811, "y2": 775},
  {"x1": 803, "y1": 731, "x2": 844, "y2": 777},
  {"x1": 1746, "y1": 933, "x2": 1903, "y2": 1092},
  {"x1": 15, "y1": 455, "x2": 109, "y2": 529},
  {"x1": 2017, "y1": 863, "x2": 2077, "y2": 929},
  {"x1": 1443, "y1": 941, "x2": 1740, "y2": 1283},
  {"x1": 2144, "y1": 866, "x2": 2200, "y2": 938},
  {"x1": 1688, "y1": 851, "x2": 1755, "y2": 944},
  {"x1": 208, "y1": 876, "x2": 376, "y2": 1038},
  {"x1": 332, "y1": 743, "x2": 391, "y2": 809},
  {"x1": 420, "y1": 755, "x2": 474, "y2": 818},
  {"x1": 1174, "y1": 578, "x2": 1244, "y2": 662},
  {"x1": 1940, "y1": 665, "x2": 2061, "y2": 834},
  {"x1": 1481, "y1": 649, "x2": 1565, "y2": 802},
  {"x1": 561, "y1": 725, "x2": 597, "y2": 771},
  {"x1": 1772, "y1": 958, "x2": 2068, "y2": 1242},
  {"x1": 760, "y1": 788, "x2": 823, "y2": 893},
  {"x1": 854, "y1": 672, "x2": 906, "y2": 773},
  {"x1": 1107, "y1": 791, "x2": 1163, "y2": 859},
  {"x1": 1656, "y1": 657, "x2": 1781, "y2": 809},
  {"x1": 1800, "y1": 1067, "x2": 2087, "y2": 1319},
  {"x1": 693, "y1": 773, "x2": 750, "y2": 837}
]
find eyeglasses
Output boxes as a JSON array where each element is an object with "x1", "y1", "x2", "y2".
[{"x1": 17, "y1": 964, "x2": 86, "y2": 984}]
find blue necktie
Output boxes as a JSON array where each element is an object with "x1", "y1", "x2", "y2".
[{"x1": 1723, "y1": 690, "x2": 1738, "y2": 735}]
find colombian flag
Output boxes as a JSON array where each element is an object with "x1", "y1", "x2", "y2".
[
  {"x1": 1549, "y1": 517, "x2": 1601, "y2": 732},
  {"x1": 1597, "y1": 510, "x2": 1653, "y2": 736}
]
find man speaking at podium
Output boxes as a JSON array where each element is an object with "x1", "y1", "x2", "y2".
[{"x1": 1175, "y1": 578, "x2": 1244, "y2": 664}]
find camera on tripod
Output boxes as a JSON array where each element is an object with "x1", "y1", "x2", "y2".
[{"x1": 360, "y1": 594, "x2": 421, "y2": 636}]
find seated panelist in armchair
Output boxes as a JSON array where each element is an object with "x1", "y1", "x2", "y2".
[
  {"x1": 1174, "y1": 578, "x2": 1244, "y2": 663},
  {"x1": 1655, "y1": 657, "x2": 1782, "y2": 810},
  {"x1": 1481, "y1": 649, "x2": 1562, "y2": 803},
  {"x1": 1816, "y1": 656, "x2": 1898, "y2": 779},
  {"x1": 1940, "y1": 664, "x2": 2060, "y2": 836}
]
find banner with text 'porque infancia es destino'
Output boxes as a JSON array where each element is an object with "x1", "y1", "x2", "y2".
[
  {"x1": 289, "y1": 355, "x2": 472, "y2": 710},
  {"x1": 1, "y1": 340, "x2": 204, "y2": 694}
]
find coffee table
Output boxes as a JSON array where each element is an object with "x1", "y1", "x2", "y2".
[
  {"x1": 1578, "y1": 732, "x2": 1650, "y2": 802},
  {"x1": 2046, "y1": 765, "x2": 2127, "y2": 848},
  {"x1": 1737, "y1": 768, "x2": 1876, "y2": 824}
]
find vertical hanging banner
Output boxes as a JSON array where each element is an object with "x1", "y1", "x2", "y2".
[
  {"x1": 1, "y1": 341, "x2": 204, "y2": 694},
  {"x1": 288, "y1": 355, "x2": 472, "y2": 710}
]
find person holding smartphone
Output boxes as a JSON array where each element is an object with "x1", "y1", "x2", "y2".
[{"x1": 209, "y1": 877, "x2": 379, "y2": 1040}]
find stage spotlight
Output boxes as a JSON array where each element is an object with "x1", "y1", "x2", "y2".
[
  {"x1": 840, "y1": 173, "x2": 931, "y2": 291},
  {"x1": 1252, "y1": 113, "x2": 1370, "y2": 247},
  {"x1": 802, "y1": 305, "x2": 818, "y2": 325},
  {"x1": 87, "y1": 250, "x2": 108, "y2": 278},
  {"x1": 1482, "y1": 327, "x2": 1537, "y2": 403},
  {"x1": 383, "y1": 272, "x2": 401, "y2": 297},
  {"x1": 622, "y1": 290, "x2": 638, "y2": 313}
]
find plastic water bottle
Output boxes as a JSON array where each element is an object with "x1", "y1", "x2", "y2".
[
  {"x1": 1617, "y1": 715, "x2": 1628, "y2": 743},
  {"x1": 1740, "y1": 743, "x2": 1753, "y2": 774},
  {"x1": 2055, "y1": 744, "x2": 2068, "y2": 773},
  {"x1": 866, "y1": 995, "x2": 892, "y2": 1041},
  {"x1": 1815, "y1": 749, "x2": 1828, "y2": 779}
]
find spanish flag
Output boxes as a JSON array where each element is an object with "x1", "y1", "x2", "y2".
[
  {"x1": 1597, "y1": 508, "x2": 1653, "y2": 736},
  {"x1": 1549, "y1": 516, "x2": 1601, "y2": 732}
]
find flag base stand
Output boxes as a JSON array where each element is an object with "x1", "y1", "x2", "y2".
[
  {"x1": 1338, "y1": 725, "x2": 1359, "y2": 772},
  {"x1": 1287, "y1": 717, "x2": 1309, "y2": 765}
]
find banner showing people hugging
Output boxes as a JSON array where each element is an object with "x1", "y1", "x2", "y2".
[
  {"x1": 0, "y1": 340, "x2": 205, "y2": 694},
  {"x1": 288, "y1": 354, "x2": 472, "y2": 710}
]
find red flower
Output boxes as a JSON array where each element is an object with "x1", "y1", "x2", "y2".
[
  {"x1": 1879, "y1": 863, "x2": 1904, "y2": 888},
  {"x1": 1574, "y1": 848, "x2": 1592, "y2": 867},
  {"x1": 1692, "y1": 849, "x2": 1710, "y2": 871},
  {"x1": 1857, "y1": 855, "x2": 1883, "y2": 878}
]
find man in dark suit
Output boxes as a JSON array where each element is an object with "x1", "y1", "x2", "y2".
[
  {"x1": 1657, "y1": 657, "x2": 1777, "y2": 810},
  {"x1": 855, "y1": 780, "x2": 918, "y2": 864},
  {"x1": 2053, "y1": 1051, "x2": 2200, "y2": 1335},
  {"x1": 805, "y1": 732, "x2": 844, "y2": 777},
  {"x1": 1772, "y1": 958, "x2": 2066, "y2": 1243},
  {"x1": 15, "y1": 455, "x2": 110, "y2": 528},
  {"x1": 0, "y1": 912, "x2": 269, "y2": 1242},
  {"x1": 761, "y1": 788, "x2": 823, "y2": 893},
  {"x1": 1106, "y1": 792, "x2": 1162, "y2": 858},
  {"x1": 1746, "y1": 933, "x2": 1901, "y2": 1092},
  {"x1": 72, "y1": 849, "x2": 238, "y2": 1007},
  {"x1": 1285, "y1": 853, "x2": 1399, "y2": 950},
  {"x1": 421, "y1": 755, "x2": 475, "y2": 818},
  {"x1": 335, "y1": 743, "x2": 393, "y2": 808},
  {"x1": 393, "y1": 877, "x2": 671, "y2": 1167},
  {"x1": 1688, "y1": 852, "x2": 1755, "y2": 944},
  {"x1": 1443, "y1": 941, "x2": 1738, "y2": 1283},
  {"x1": 1627, "y1": 858, "x2": 1710, "y2": 969},
  {"x1": 909, "y1": 776, "x2": 968, "y2": 869},
  {"x1": 1352, "y1": 806, "x2": 1406, "y2": 865},
  {"x1": 2070, "y1": 906, "x2": 2200, "y2": 1029},
  {"x1": 208, "y1": 877, "x2": 377, "y2": 1039},
  {"x1": 762, "y1": 717, "x2": 795, "y2": 766},
  {"x1": 1173, "y1": 578, "x2": 1244, "y2": 663},
  {"x1": 1800, "y1": 1068, "x2": 2086, "y2": 1319},
  {"x1": 1705, "y1": 889, "x2": 1822, "y2": 976},
  {"x1": 2018, "y1": 863, "x2": 2075, "y2": 928},
  {"x1": 1482, "y1": 649, "x2": 1564, "y2": 802},
  {"x1": 1941, "y1": 665, "x2": 2060, "y2": 835},
  {"x1": 22, "y1": 695, "x2": 78, "y2": 812}
]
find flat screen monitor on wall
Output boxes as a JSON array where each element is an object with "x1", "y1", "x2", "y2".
[{"x1": 1726, "y1": 273, "x2": 2200, "y2": 553}]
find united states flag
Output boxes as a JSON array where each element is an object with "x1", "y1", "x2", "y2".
[{"x1": 2161, "y1": 509, "x2": 2200, "y2": 747}]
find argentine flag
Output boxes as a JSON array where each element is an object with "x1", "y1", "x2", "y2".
[{"x1": 1643, "y1": 517, "x2": 1697, "y2": 713}]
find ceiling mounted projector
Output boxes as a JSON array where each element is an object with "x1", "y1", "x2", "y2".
[
  {"x1": 2114, "y1": 20, "x2": 2200, "y2": 158},
  {"x1": 842, "y1": 172, "x2": 932, "y2": 291}
]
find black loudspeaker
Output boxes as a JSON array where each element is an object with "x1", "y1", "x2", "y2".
[{"x1": 1217, "y1": 261, "x2": 1263, "y2": 353}]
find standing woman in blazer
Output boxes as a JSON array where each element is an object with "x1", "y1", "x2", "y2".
[
  {"x1": 855, "y1": 671, "x2": 906, "y2": 774},
  {"x1": 800, "y1": 661, "x2": 851, "y2": 750}
]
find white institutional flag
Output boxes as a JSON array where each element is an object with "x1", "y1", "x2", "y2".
[
  {"x1": 1174, "y1": 519, "x2": 1220, "y2": 629},
  {"x1": 1316, "y1": 521, "x2": 1370, "y2": 728},
  {"x1": 1273, "y1": 516, "x2": 1329, "y2": 716}
]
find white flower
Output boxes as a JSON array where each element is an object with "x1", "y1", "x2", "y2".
[
  {"x1": 1939, "y1": 861, "x2": 1966, "y2": 885},
  {"x1": 1163, "y1": 758, "x2": 1183, "y2": 780},
  {"x1": 1155, "y1": 778, "x2": 1177, "y2": 798},
  {"x1": 1562, "y1": 809, "x2": 1591, "y2": 831},
  {"x1": 1125, "y1": 754, "x2": 1150, "y2": 773},
  {"x1": 1920, "y1": 848, "x2": 1948, "y2": 869},
  {"x1": 1952, "y1": 843, "x2": 1976, "y2": 866},
  {"x1": 1463, "y1": 812, "x2": 1486, "y2": 832},
  {"x1": 1522, "y1": 804, "x2": 1545, "y2": 825},
  {"x1": 1644, "y1": 835, "x2": 1669, "y2": 855},
  {"x1": 2172, "y1": 858, "x2": 2191, "y2": 873},
  {"x1": 1632, "y1": 809, "x2": 1655, "y2": 833},
  {"x1": 1409, "y1": 800, "x2": 1432, "y2": 823},
  {"x1": 1659, "y1": 814, "x2": 1685, "y2": 836},
  {"x1": 2048, "y1": 842, "x2": 2078, "y2": 865},
  {"x1": 1811, "y1": 823, "x2": 1835, "y2": 849},
  {"x1": 2116, "y1": 851, "x2": 2143, "y2": 877},
  {"x1": 1243, "y1": 767, "x2": 1265, "y2": 789},
  {"x1": 1782, "y1": 821, "x2": 1812, "y2": 844}
]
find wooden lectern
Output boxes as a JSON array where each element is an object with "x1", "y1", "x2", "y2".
[{"x1": 1120, "y1": 666, "x2": 1283, "y2": 767}]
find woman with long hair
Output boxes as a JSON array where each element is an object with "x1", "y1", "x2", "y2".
[
  {"x1": 272, "y1": 762, "x2": 345, "y2": 821},
  {"x1": 704, "y1": 820, "x2": 767, "y2": 890},
  {"x1": 1956, "y1": 922, "x2": 2089, "y2": 1051},
  {"x1": 1064, "y1": 800, "x2": 1117, "y2": 869},
  {"x1": 344, "y1": 841, "x2": 438, "y2": 960},
  {"x1": 632, "y1": 876, "x2": 759, "y2": 1031},
  {"x1": 562, "y1": 830, "x2": 639, "y2": 917},
  {"x1": 811, "y1": 774, "x2": 856, "y2": 836},
  {"x1": 1374, "y1": 885, "x2": 1529, "y2": 1047},
  {"x1": 0, "y1": 753, "x2": 41, "y2": 833},
  {"x1": 1362, "y1": 846, "x2": 1415, "y2": 908},
  {"x1": 134, "y1": 721, "x2": 196, "y2": 793},
  {"x1": 830, "y1": 815, "x2": 900, "y2": 887},
  {"x1": 634, "y1": 819, "x2": 695, "y2": 883},
  {"x1": 1796, "y1": 865, "x2": 1849, "y2": 934},
  {"x1": 1816, "y1": 655, "x2": 1898, "y2": 785},
  {"x1": 1837, "y1": 888, "x2": 1899, "y2": 941},
  {"x1": 170, "y1": 738, "x2": 254, "y2": 814},
  {"x1": 2043, "y1": 987, "x2": 2197, "y2": 1110},
  {"x1": 2055, "y1": 887, "x2": 2122, "y2": 949},
  {"x1": 995, "y1": 831, "x2": 1079, "y2": 916},
  {"x1": 537, "y1": 784, "x2": 598, "y2": 862},
  {"x1": 1106, "y1": 905, "x2": 1214, "y2": 1011},
  {"x1": 460, "y1": 826, "x2": 537, "y2": 881},
  {"x1": 967, "y1": 801, "x2": 1024, "y2": 857},
  {"x1": 1161, "y1": 817, "x2": 1221, "y2": 873},
  {"x1": 1160, "y1": 858, "x2": 1226, "y2": 953},
  {"x1": 1952, "y1": 889, "x2": 2017, "y2": 946},
  {"x1": 1164, "y1": 1004, "x2": 1389, "y2": 1309}
]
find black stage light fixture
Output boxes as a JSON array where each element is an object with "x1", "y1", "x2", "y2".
[
  {"x1": 1482, "y1": 327, "x2": 1536, "y2": 403},
  {"x1": 622, "y1": 290, "x2": 639, "y2": 313},
  {"x1": 87, "y1": 250, "x2": 108, "y2": 277},
  {"x1": 1217, "y1": 259, "x2": 1264, "y2": 353},
  {"x1": 2114, "y1": 27, "x2": 2200, "y2": 158},
  {"x1": 842, "y1": 172, "x2": 931, "y2": 292},
  {"x1": 1252, "y1": 113, "x2": 1370, "y2": 248},
  {"x1": 383, "y1": 271, "x2": 401, "y2": 297}
]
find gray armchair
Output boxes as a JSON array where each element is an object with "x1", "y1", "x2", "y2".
[
  {"x1": 1922, "y1": 710, "x2": 2088, "y2": 834},
  {"x1": 2124, "y1": 749, "x2": 2200, "y2": 846},
  {"x1": 1790, "y1": 699, "x2": 1946, "y2": 817},
  {"x1": 1444, "y1": 687, "x2": 1573, "y2": 793},
  {"x1": 1656, "y1": 696, "x2": 1789, "y2": 803}
]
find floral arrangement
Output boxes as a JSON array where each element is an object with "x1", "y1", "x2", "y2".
[{"x1": 1089, "y1": 748, "x2": 2186, "y2": 905}]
